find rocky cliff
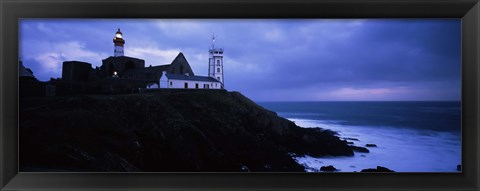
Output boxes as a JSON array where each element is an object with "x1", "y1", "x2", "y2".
[{"x1": 20, "y1": 89, "x2": 354, "y2": 172}]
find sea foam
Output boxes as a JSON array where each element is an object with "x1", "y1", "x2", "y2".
[{"x1": 289, "y1": 118, "x2": 461, "y2": 172}]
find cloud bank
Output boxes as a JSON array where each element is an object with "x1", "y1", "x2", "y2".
[{"x1": 20, "y1": 19, "x2": 461, "y2": 101}]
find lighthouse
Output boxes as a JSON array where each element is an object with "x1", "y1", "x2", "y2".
[
  {"x1": 113, "y1": 28, "x2": 125, "y2": 57},
  {"x1": 208, "y1": 34, "x2": 224, "y2": 86}
]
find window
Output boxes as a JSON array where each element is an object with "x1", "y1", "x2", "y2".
[
  {"x1": 170, "y1": 81, "x2": 172, "y2": 86},
  {"x1": 184, "y1": 82, "x2": 188, "y2": 89},
  {"x1": 217, "y1": 68, "x2": 220, "y2": 73},
  {"x1": 217, "y1": 77, "x2": 220, "y2": 81},
  {"x1": 216, "y1": 60, "x2": 220, "y2": 66},
  {"x1": 195, "y1": 83, "x2": 199, "y2": 89}
]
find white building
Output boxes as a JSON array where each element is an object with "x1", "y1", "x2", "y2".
[
  {"x1": 159, "y1": 71, "x2": 222, "y2": 89},
  {"x1": 157, "y1": 34, "x2": 225, "y2": 89}
]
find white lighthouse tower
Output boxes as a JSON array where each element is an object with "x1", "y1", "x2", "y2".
[
  {"x1": 208, "y1": 34, "x2": 224, "y2": 87},
  {"x1": 113, "y1": 28, "x2": 125, "y2": 57}
]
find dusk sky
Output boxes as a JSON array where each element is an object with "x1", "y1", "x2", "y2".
[{"x1": 20, "y1": 19, "x2": 461, "y2": 101}]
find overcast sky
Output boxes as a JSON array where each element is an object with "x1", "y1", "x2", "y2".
[{"x1": 20, "y1": 19, "x2": 461, "y2": 101}]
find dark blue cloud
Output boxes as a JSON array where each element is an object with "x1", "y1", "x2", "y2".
[
  {"x1": 230, "y1": 20, "x2": 461, "y2": 99},
  {"x1": 20, "y1": 19, "x2": 461, "y2": 101}
]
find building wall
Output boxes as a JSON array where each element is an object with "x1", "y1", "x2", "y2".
[
  {"x1": 160, "y1": 75, "x2": 169, "y2": 88},
  {"x1": 114, "y1": 46, "x2": 124, "y2": 57},
  {"x1": 208, "y1": 55, "x2": 214, "y2": 77},
  {"x1": 62, "y1": 61, "x2": 93, "y2": 83},
  {"x1": 208, "y1": 49, "x2": 224, "y2": 85},
  {"x1": 170, "y1": 79, "x2": 222, "y2": 89},
  {"x1": 213, "y1": 57, "x2": 223, "y2": 84},
  {"x1": 159, "y1": 75, "x2": 222, "y2": 89},
  {"x1": 101, "y1": 56, "x2": 145, "y2": 78}
]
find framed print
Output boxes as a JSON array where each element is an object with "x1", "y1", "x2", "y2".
[{"x1": 1, "y1": 0, "x2": 479, "y2": 190}]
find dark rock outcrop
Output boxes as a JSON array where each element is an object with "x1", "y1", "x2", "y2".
[
  {"x1": 320, "y1": 165, "x2": 337, "y2": 172},
  {"x1": 20, "y1": 89, "x2": 354, "y2": 172},
  {"x1": 351, "y1": 146, "x2": 370, "y2": 153},
  {"x1": 360, "y1": 166, "x2": 394, "y2": 172},
  {"x1": 365, "y1": 144, "x2": 377, "y2": 147}
]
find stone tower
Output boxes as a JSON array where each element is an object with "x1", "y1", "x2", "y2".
[
  {"x1": 113, "y1": 28, "x2": 125, "y2": 57},
  {"x1": 208, "y1": 34, "x2": 224, "y2": 86}
]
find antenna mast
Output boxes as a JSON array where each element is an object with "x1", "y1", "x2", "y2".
[{"x1": 212, "y1": 33, "x2": 217, "y2": 49}]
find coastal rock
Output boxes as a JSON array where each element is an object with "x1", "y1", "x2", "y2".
[
  {"x1": 320, "y1": 165, "x2": 337, "y2": 172},
  {"x1": 351, "y1": 146, "x2": 370, "y2": 153},
  {"x1": 240, "y1": 165, "x2": 250, "y2": 172},
  {"x1": 343, "y1": 137, "x2": 360, "y2": 141},
  {"x1": 20, "y1": 90, "x2": 354, "y2": 172},
  {"x1": 365, "y1": 144, "x2": 377, "y2": 147},
  {"x1": 360, "y1": 166, "x2": 394, "y2": 172}
]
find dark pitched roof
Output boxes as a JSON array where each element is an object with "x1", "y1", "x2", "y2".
[
  {"x1": 166, "y1": 73, "x2": 220, "y2": 82},
  {"x1": 169, "y1": 52, "x2": 195, "y2": 76},
  {"x1": 171, "y1": 52, "x2": 187, "y2": 65}
]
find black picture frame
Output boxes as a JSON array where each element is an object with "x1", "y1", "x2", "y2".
[{"x1": 1, "y1": 0, "x2": 479, "y2": 190}]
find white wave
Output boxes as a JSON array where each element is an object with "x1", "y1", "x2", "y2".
[
  {"x1": 289, "y1": 118, "x2": 461, "y2": 172},
  {"x1": 277, "y1": 112, "x2": 326, "y2": 117}
]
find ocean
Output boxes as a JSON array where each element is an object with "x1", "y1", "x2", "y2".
[{"x1": 257, "y1": 101, "x2": 461, "y2": 172}]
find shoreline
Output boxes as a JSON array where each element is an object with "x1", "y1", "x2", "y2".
[{"x1": 288, "y1": 118, "x2": 461, "y2": 172}]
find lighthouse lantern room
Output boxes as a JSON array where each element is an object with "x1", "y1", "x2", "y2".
[{"x1": 113, "y1": 28, "x2": 125, "y2": 57}]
